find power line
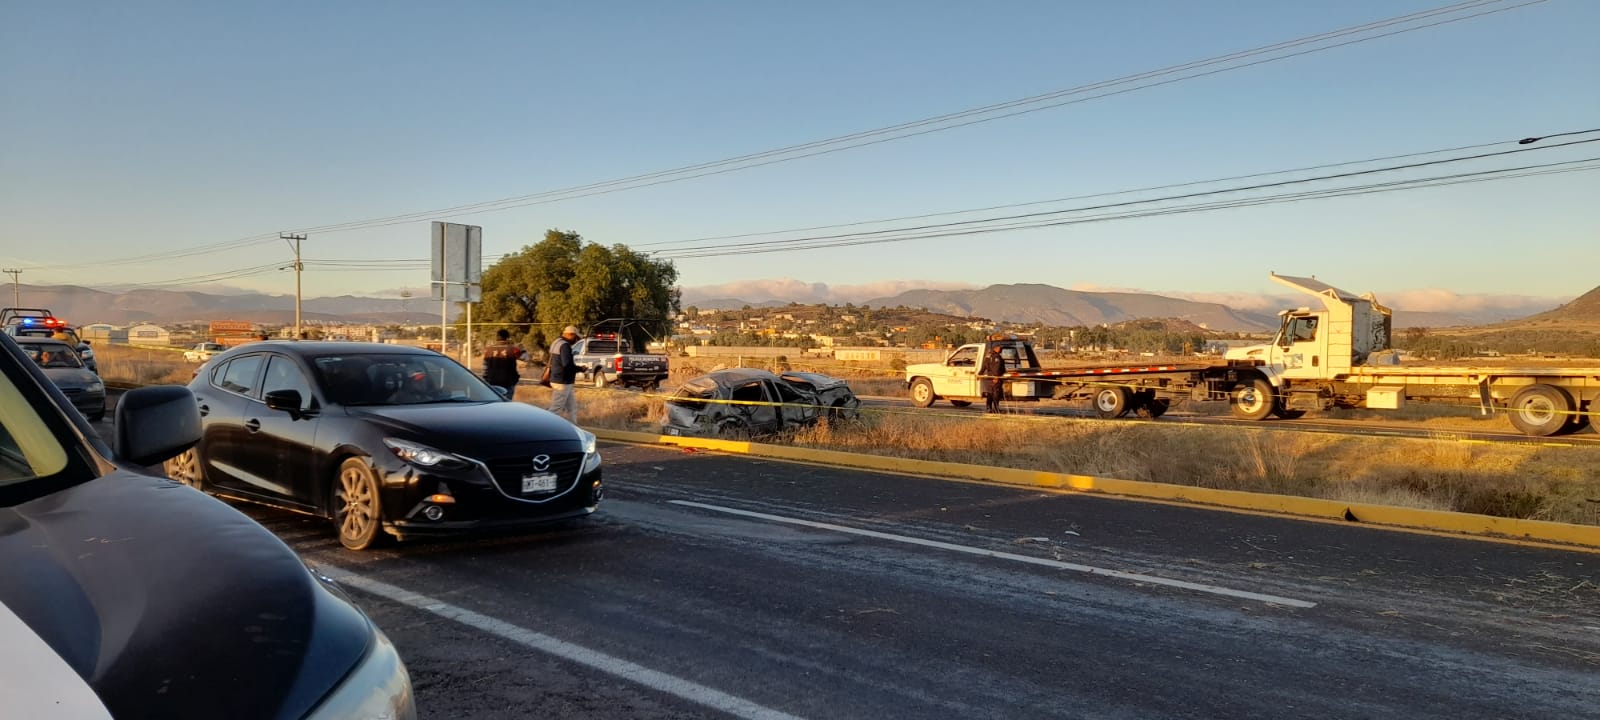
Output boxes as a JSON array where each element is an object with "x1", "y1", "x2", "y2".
[
  {"x1": 652, "y1": 136, "x2": 1600, "y2": 256},
  {"x1": 656, "y1": 157, "x2": 1600, "y2": 259},
  {"x1": 633, "y1": 137, "x2": 1521, "y2": 249},
  {"x1": 293, "y1": 128, "x2": 1600, "y2": 269},
  {"x1": 278, "y1": 0, "x2": 1539, "y2": 236}
]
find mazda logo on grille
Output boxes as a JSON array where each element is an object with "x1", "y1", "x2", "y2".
[{"x1": 531, "y1": 455, "x2": 551, "y2": 472}]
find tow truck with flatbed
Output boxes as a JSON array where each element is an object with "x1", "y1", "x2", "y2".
[{"x1": 905, "y1": 274, "x2": 1597, "y2": 437}]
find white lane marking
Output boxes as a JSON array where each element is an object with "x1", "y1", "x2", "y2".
[
  {"x1": 669, "y1": 500, "x2": 1318, "y2": 609},
  {"x1": 316, "y1": 567, "x2": 809, "y2": 720}
]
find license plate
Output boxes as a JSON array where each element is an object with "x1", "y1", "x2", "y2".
[{"x1": 521, "y1": 473, "x2": 558, "y2": 493}]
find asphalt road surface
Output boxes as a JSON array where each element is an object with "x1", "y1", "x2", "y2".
[
  {"x1": 122, "y1": 437, "x2": 1596, "y2": 719},
  {"x1": 92, "y1": 389, "x2": 1600, "y2": 718}
]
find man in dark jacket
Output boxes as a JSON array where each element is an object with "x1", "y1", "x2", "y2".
[
  {"x1": 482, "y1": 329, "x2": 525, "y2": 391},
  {"x1": 980, "y1": 343, "x2": 1007, "y2": 414},
  {"x1": 547, "y1": 325, "x2": 581, "y2": 423}
]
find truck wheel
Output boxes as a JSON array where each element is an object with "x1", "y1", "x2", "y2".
[
  {"x1": 1134, "y1": 397, "x2": 1169, "y2": 419},
  {"x1": 1093, "y1": 387, "x2": 1131, "y2": 419},
  {"x1": 949, "y1": 400, "x2": 972, "y2": 408},
  {"x1": 1230, "y1": 378, "x2": 1275, "y2": 421},
  {"x1": 592, "y1": 372, "x2": 608, "y2": 389},
  {"x1": 910, "y1": 378, "x2": 936, "y2": 408},
  {"x1": 1507, "y1": 384, "x2": 1575, "y2": 437}
]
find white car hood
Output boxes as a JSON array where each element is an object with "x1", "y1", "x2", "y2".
[{"x1": 0, "y1": 601, "x2": 113, "y2": 719}]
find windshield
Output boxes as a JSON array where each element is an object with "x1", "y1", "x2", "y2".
[
  {"x1": 20, "y1": 342, "x2": 83, "y2": 369},
  {"x1": 0, "y1": 358, "x2": 70, "y2": 488},
  {"x1": 311, "y1": 353, "x2": 501, "y2": 406}
]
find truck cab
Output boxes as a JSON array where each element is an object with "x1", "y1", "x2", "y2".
[
  {"x1": 571, "y1": 333, "x2": 670, "y2": 390},
  {"x1": 1225, "y1": 274, "x2": 1394, "y2": 382},
  {"x1": 905, "y1": 334, "x2": 1042, "y2": 408}
]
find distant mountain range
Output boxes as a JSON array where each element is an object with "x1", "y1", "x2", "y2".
[
  {"x1": 8, "y1": 284, "x2": 450, "y2": 325},
  {"x1": 10, "y1": 280, "x2": 1581, "y2": 332},
  {"x1": 865, "y1": 284, "x2": 1280, "y2": 333}
]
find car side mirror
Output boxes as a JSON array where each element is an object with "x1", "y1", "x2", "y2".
[
  {"x1": 492, "y1": 385, "x2": 512, "y2": 400},
  {"x1": 114, "y1": 386, "x2": 201, "y2": 466},
  {"x1": 264, "y1": 389, "x2": 303, "y2": 413},
  {"x1": 81, "y1": 340, "x2": 92, "y2": 346}
]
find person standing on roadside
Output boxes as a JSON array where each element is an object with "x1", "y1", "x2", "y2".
[
  {"x1": 547, "y1": 325, "x2": 581, "y2": 424},
  {"x1": 980, "y1": 342, "x2": 1007, "y2": 414},
  {"x1": 482, "y1": 328, "x2": 525, "y2": 391}
]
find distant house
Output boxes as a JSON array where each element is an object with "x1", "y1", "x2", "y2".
[
  {"x1": 80, "y1": 324, "x2": 125, "y2": 344},
  {"x1": 127, "y1": 324, "x2": 172, "y2": 347}
]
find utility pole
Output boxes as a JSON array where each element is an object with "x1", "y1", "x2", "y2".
[
  {"x1": 2, "y1": 268, "x2": 20, "y2": 308},
  {"x1": 280, "y1": 234, "x2": 306, "y2": 340}
]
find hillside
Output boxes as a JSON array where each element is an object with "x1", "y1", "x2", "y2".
[
  {"x1": 866, "y1": 283, "x2": 1278, "y2": 333},
  {"x1": 8, "y1": 284, "x2": 449, "y2": 325},
  {"x1": 1513, "y1": 285, "x2": 1600, "y2": 330}
]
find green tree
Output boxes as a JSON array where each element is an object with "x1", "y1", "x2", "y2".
[{"x1": 473, "y1": 229, "x2": 679, "y2": 353}]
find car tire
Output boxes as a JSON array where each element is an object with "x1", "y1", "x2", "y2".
[
  {"x1": 163, "y1": 448, "x2": 205, "y2": 490},
  {"x1": 593, "y1": 372, "x2": 608, "y2": 389},
  {"x1": 1506, "y1": 384, "x2": 1575, "y2": 437},
  {"x1": 910, "y1": 378, "x2": 936, "y2": 408},
  {"x1": 334, "y1": 458, "x2": 386, "y2": 551}
]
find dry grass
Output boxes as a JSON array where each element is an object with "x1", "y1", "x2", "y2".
[
  {"x1": 94, "y1": 345, "x2": 196, "y2": 385},
  {"x1": 784, "y1": 413, "x2": 1600, "y2": 525}
]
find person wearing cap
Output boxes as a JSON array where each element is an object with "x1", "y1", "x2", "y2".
[
  {"x1": 979, "y1": 342, "x2": 1007, "y2": 414},
  {"x1": 547, "y1": 325, "x2": 581, "y2": 423},
  {"x1": 481, "y1": 328, "x2": 525, "y2": 391}
]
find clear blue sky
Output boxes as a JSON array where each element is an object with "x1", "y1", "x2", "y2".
[{"x1": 2, "y1": 0, "x2": 1596, "y2": 306}]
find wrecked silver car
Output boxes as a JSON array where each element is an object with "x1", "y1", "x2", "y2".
[{"x1": 661, "y1": 368, "x2": 861, "y2": 438}]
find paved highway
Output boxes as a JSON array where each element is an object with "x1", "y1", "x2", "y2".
[
  {"x1": 177, "y1": 445, "x2": 1600, "y2": 718},
  {"x1": 92, "y1": 394, "x2": 1600, "y2": 718}
]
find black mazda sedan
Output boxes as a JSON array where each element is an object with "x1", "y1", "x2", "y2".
[{"x1": 165, "y1": 342, "x2": 603, "y2": 550}]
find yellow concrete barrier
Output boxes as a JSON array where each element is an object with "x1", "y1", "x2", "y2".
[{"x1": 592, "y1": 428, "x2": 1600, "y2": 550}]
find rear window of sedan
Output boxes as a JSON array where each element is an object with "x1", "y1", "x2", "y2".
[{"x1": 19, "y1": 342, "x2": 83, "y2": 369}]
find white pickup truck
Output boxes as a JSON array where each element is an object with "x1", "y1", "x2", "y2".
[{"x1": 904, "y1": 335, "x2": 1050, "y2": 408}]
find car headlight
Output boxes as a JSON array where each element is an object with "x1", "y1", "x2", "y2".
[
  {"x1": 577, "y1": 428, "x2": 601, "y2": 473},
  {"x1": 383, "y1": 438, "x2": 464, "y2": 468},
  {"x1": 86, "y1": 381, "x2": 104, "y2": 393},
  {"x1": 304, "y1": 627, "x2": 416, "y2": 720}
]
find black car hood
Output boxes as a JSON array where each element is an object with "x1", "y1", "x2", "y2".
[
  {"x1": 348, "y1": 400, "x2": 583, "y2": 450},
  {"x1": 0, "y1": 471, "x2": 371, "y2": 720}
]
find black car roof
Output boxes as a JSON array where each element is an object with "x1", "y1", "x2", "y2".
[{"x1": 221, "y1": 341, "x2": 441, "y2": 358}]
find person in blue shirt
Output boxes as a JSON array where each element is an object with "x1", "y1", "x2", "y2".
[{"x1": 547, "y1": 325, "x2": 581, "y2": 423}]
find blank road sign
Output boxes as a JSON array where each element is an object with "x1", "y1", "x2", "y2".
[{"x1": 430, "y1": 222, "x2": 482, "y2": 302}]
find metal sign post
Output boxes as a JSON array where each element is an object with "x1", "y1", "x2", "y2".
[{"x1": 430, "y1": 222, "x2": 483, "y2": 356}]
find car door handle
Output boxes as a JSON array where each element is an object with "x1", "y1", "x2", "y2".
[{"x1": 245, "y1": 418, "x2": 261, "y2": 433}]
